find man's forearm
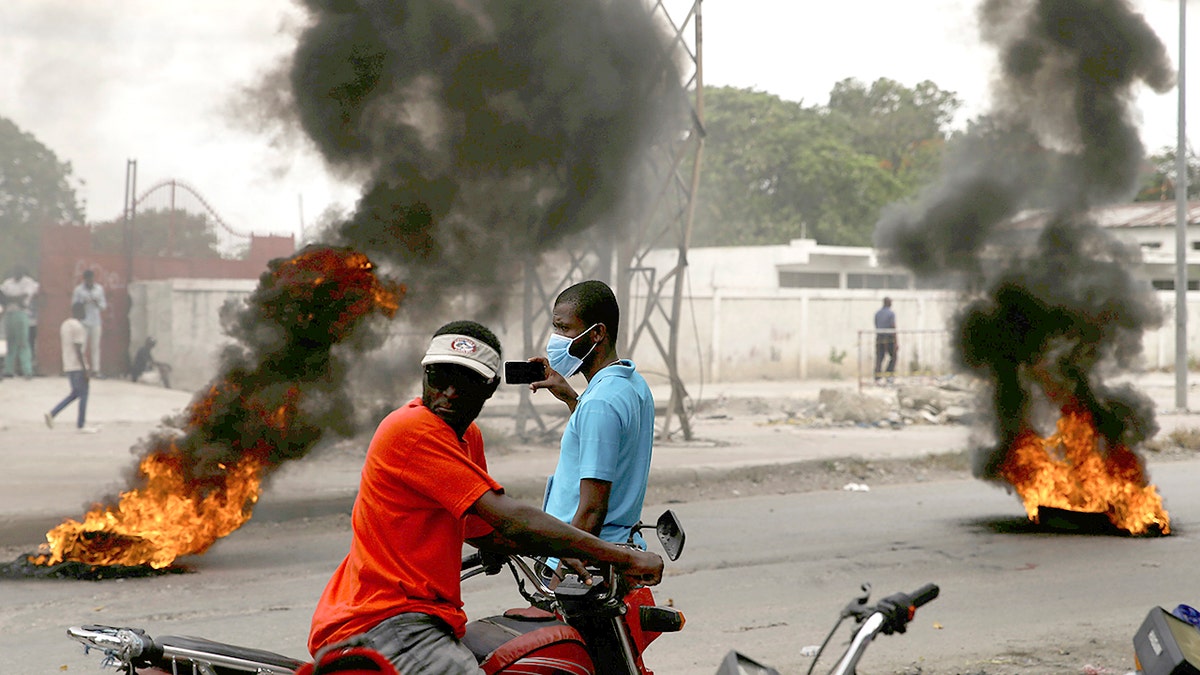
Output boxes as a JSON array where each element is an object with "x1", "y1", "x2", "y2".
[
  {"x1": 571, "y1": 510, "x2": 604, "y2": 537},
  {"x1": 466, "y1": 529, "x2": 524, "y2": 555},
  {"x1": 571, "y1": 478, "x2": 611, "y2": 537},
  {"x1": 551, "y1": 386, "x2": 579, "y2": 413},
  {"x1": 473, "y1": 492, "x2": 635, "y2": 567}
]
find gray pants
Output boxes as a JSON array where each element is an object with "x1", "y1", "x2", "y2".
[
  {"x1": 361, "y1": 612, "x2": 483, "y2": 675},
  {"x1": 84, "y1": 322, "x2": 102, "y2": 373}
]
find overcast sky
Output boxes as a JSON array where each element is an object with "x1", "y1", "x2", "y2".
[{"x1": 0, "y1": 0, "x2": 1192, "y2": 242}]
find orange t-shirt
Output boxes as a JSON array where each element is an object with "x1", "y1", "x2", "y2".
[{"x1": 308, "y1": 398, "x2": 502, "y2": 653}]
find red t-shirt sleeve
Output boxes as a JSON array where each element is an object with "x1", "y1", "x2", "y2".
[{"x1": 462, "y1": 424, "x2": 497, "y2": 539}]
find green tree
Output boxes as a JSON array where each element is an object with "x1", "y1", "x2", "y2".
[
  {"x1": 0, "y1": 116, "x2": 84, "y2": 275},
  {"x1": 692, "y1": 86, "x2": 909, "y2": 247},
  {"x1": 826, "y1": 77, "x2": 961, "y2": 190},
  {"x1": 1135, "y1": 147, "x2": 1200, "y2": 202},
  {"x1": 91, "y1": 208, "x2": 221, "y2": 258}
]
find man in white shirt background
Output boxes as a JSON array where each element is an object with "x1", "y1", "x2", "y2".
[
  {"x1": 0, "y1": 265, "x2": 40, "y2": 379},
  {"x1": 71, "y1": 269, "x2": 107, "y2": 377}
]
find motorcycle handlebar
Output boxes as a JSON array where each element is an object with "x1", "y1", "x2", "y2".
[
  {"x1": 908, "y1": 583, "x2": 940, "y2": 609},
  {"x1": 460, "y1": 552, "x2": 624, "y2": 604},
  {"x1": 875, "y1": 583, "x2": 939, "y2": 635},
  {"x1": 68, "y1": 625, "x2": 161, "y2": 664}
]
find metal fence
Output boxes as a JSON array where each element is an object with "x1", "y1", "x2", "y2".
[{"x1": 857, "y1": 329, "x2": 954, "y2": 390}]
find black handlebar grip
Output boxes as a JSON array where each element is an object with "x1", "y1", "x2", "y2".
[
  {"x1": 461, "y1": 552, "x2": 482, "y2": 571},
  {"x1": 908, "y1": 583, "x2": 939, "y2": 609}
]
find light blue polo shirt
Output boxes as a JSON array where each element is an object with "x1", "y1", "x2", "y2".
[{"x1": 543, "y1": 360, "x2": 655, "y2": 548}]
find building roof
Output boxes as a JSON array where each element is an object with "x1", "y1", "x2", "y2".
[{"x1": 1011, "y1": 200, "x2": 1200, "y2": 230}]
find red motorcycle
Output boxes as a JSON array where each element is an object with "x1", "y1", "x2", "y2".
[
  {"x1": 66, "y1": 510, "x2": 687, "y2": 675},
  {"x1": 459, "y1": 510, "x2": 687, "y2": 674}
]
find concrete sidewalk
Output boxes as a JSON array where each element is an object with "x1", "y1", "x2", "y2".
[{"x1": 2, "y1": 371, "x2": 1197, "y2": 549}]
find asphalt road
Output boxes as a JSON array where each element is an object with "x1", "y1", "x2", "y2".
[
  {"x1": 4, "y1": 456, "x2": 1195, "y2": 675},
  {"x1": 640, "y1": 459, "x2": 1197, "y2": 675}
]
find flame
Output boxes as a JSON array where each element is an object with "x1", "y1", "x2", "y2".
[
  {"x1": 31, "y1": 246, "x2": 403, "y2": 570},
  {"x1": 272, "y1": 247, "x2": 401, "y2": 339},
  {"x1": 31, "y1": 450, "x2": 265, "y2": 569},
  {"x1": 998, "y1": 402, "x2": 1170, "y2": 535}
]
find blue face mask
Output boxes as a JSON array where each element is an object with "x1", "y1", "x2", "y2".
[{"x1": 546, "y1": 323, "x2": 599, "y2": 378}]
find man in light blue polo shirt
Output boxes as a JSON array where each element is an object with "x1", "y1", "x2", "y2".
[{"x1": 530, "y1": 280, "x2": 655, "y2": 553}]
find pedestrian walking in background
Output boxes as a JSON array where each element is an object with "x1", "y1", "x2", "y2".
[
  {"x1": 45, "y1": 302, "x2": 97, "y2": 432},
  {"x1": 71, "y1": 269, "x2": 107, "y2": 377},
  {"x1": 874, "y1": 296, "x2": 898, "y2": 384},
  {"x1": 0, "y1": 265, "x2": 40, "y2": 379}
]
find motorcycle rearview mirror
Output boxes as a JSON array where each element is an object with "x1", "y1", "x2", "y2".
[{"x1": 655, "y1": 510, "x2": 685, "y2": 561}]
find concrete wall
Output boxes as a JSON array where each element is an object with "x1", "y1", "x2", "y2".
[
  {"x1": 132, "y1": 276, "x2": 1200, "y2": 394},
  {"x1": 624, "y1": 288, "x2": 1200, "y2": 386},
  {"x1": 619, "y1": 290, "x2": 960, "y2": 385},
  {"x1": 129, "y1": 278, "x2": 258, "y2": 392}
]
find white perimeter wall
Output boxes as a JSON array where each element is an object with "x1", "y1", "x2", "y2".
[{"x1": 130, "y1": 279, "x2": 1200, "y2": 392}]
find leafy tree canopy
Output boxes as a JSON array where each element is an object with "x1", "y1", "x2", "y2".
[
  {"x1": 0, "y1": 116, "x2": 84, "y2": 276},
  {"x1": 693, "y1": 81, "x2": 961, "y2": 248},
  {"x1": 827, "y1": 77, "x2": 960, "y2": 185}
]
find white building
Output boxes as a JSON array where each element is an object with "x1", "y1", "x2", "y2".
[
  {"x1": 654, "y1": 238, "x2": 910, "y2": 294},
  {"x1": 1009, "y1": 201, "x2": 1200, "y2": 290}
]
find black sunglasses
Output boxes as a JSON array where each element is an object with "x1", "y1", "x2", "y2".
[{"x1": 424, "y1": 363, "x2": 493, "y2": 390}]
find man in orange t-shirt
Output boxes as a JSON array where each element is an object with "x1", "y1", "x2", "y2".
[{"x1": 309, "y1": 320, "x2": 663, "y2": 675}]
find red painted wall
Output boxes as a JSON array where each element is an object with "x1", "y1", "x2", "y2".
[{"x1": 36, "y1": 224, "x2": 294, "y2": 376}]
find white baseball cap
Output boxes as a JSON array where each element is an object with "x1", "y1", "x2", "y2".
[{"x1": 420, "y1": 333, "x2": 501, "y2": 380}]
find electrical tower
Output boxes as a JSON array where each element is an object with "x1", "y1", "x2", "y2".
[{"x1": 515, "y1": 0, "x2": 704, "y2": 441}]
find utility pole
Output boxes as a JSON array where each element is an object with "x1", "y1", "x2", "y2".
[
  {"x1": 617, "y1": 0, "x2": 705, "y2": 440},
  {"x1": 1176, "y1": 0, "x2": 1189, "y2": 412},
  {"x1": 513, "y1": 0, "x2": 705, "y2": 440},
  {"x1": 123, "y1": 159, "x2": 138, "y2": 283}
]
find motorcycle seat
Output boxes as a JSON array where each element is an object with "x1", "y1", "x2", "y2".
[
  {"x1": 156, "y1": 634, "x2": 307, "y2": 671},
  {"x1": 463, "y1": 611, "x2": 591, "y2": 675}
]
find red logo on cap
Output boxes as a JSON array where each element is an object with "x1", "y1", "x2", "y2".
[{"x1": 450, "y1": 337, "x2": 478, "y2": 354}]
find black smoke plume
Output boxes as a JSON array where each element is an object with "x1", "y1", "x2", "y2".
[
  {"x1": 874, "y1": 0, "x2": 1174, "y2": 478},
  {"x1": 260, "y1": 0, "x2": 682, "y2": 314}
]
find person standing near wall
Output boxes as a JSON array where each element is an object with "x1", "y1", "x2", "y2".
[
  {"x1": 874, "y1": 297, "x2": 898, "y2": 384},
  {"x1": 71, "y1": 269, "x2": 107, "y2": 377},
  {"x1": 0, "y1": 265, "x2": 40, "y2": 379}
]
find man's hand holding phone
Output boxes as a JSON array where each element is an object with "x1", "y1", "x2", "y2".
[{"x1": 508, "y1": 357, "x2": 578, "y2": 412}]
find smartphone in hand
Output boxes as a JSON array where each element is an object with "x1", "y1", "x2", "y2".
[{"x1": 504, "y1": 361, "x2": 545, "y2": 385}]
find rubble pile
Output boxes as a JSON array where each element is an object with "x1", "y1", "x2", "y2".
[{"x1": 741, "y1": 377, "x2": 981, "y2": 429}]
